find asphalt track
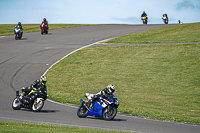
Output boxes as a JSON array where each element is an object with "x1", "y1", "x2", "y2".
[{"x1": 0, "y1": 24, "x2": 200, "y2": 133}]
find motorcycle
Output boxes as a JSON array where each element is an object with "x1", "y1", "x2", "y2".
[
  {"x1": 141, "y1": 16, "x2": 148, "y2": 24},
  {"x1": 14, "y1": 28, "x2": 22, "y2": 40},
  {"x1": 12, "y1": 87, "x2": 48, "y2": 112},
  {"x1": 77, "y1": 93, "x2": 119, "y2": 120},
  {"x1": 40, "y1": 23, "x2": 48, "y2": 35},
  {"x1": 162, "y1": 16, "x2": 168, "y2": 24}
]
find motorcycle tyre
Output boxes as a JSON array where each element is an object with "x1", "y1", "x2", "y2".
[
  {"x1": 77, "y1": 105, "x2": 88, "y2": 118},
  {"x1": 163, "y1": 20, "x2": 168, "y2": 24},
  {"x1": 41, "y1": 30, "x2": 44, "y2": 35},
  {"x1": 32, "y1": 98, "x2": 44, "y2": 112},
  {"x1": 12, "y1": 98, "x2": 21, "y2": 110},
  {"x1": 15, "y1": 35, "x2": 18, "y2": 40},
  {"x1": 102, "y1": 107, "x2": 117, "y2": 120},
  {"x1": 143, "y1": 21, "x2": 147, "y2": 25}
]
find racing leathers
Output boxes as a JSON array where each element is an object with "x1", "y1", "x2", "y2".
[
  {"x1": 21, "y1": 80, "x2": 47, "y2": 103},
  {"x1": 162, "y1": 14, "x2": 168, "y2": 20},
  {"x1": 88, "y1": 88, "x2": 113, "y2": 109},
  {"x1": 40, "y1": 20, "x2": 48, "y2": 30}
]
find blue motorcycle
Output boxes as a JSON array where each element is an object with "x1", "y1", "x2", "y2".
[
  {"x1": 14, "y1": 27, "x2": 22, "y2": 40},
  {"x1": 77, "y1": 93, "x2": 119, "y2": 120}
]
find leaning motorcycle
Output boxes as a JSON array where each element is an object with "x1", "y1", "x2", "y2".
[
  {"x1": 162, "y1": 16, "x2": 168, "y2": 24},
  {"x1": 12, "y1": 87, "x2": 48, "y2": 112},
  {"x1": 40, "y1": 23, "x2": 48, "y2": 35},
  {"x1": 14, "y1": 28, "x2": 22, "y2": 40},
  {"x1": 77, "y1": 93, "x2": 119, "y2": 120},
  {"x1": 141, "y1": 16, "x2": 148, "y2": 24}
]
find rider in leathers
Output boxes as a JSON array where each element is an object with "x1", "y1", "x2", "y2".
[
  {"x1": 162, "y1": 12, "x2": 168, "y2": 20},
  {"x1": 88, "y1": 84, "x2": 115, "y2": 109},
  {"x1": 40, "y1": 18, "x2": 48, "y2": 30},
  {"x1": 141, "y1": 11, "x2": 147, "y2": 18},
  {"x1": 20, "y1": 76, "x2": 47, "y2": 103},
  {"x1": 15, "y1": 22, "x2": 23, "y2": 37}
]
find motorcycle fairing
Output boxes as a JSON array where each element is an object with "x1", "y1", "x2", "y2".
[
  {"x1": 14, "y1": 28, "x2": 20, "y2": 34},
  {"x1": 87, "y1": 100, "x2": 105, "y2": 117}
]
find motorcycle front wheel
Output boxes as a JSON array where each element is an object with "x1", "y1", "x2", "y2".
[
  {"x1": 15, "y1": 35, "x2": 18, "y2": 40},
  {"x1": 12, "y1": 98, "x2": 21, "y2": 110},
  {"x1": 102, "y1": 107, "x2": 117, "y2": 120},
  {"x1": 32, "y1": 98, "x2": 44, "y2": 112},
  {"x1": 77, "y1": 105, "x2": 88, "y2": 118}
]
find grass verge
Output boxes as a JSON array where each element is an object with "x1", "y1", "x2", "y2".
[
  {"x1": 105, "y1": 23, "x2": 200, "y2": 43},
  {"x1": 0, "y1": 121, "x2": 132, "y2": 133},
  {"x1": 0, "y1": 24, "x2": 94, "y2": 36},
  {"x1": 46, "y1": 43, "x2": 200, "y2": 124}
]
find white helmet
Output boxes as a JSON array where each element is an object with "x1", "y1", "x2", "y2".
[{"x1": 107, "y1": 84, "x2": 115, "y2": 93}]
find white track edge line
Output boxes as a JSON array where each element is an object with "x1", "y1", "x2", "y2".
[
  {"x1": 42, "y1": 38, "x2": 113, "y2": 76},
  {"x1": 42, "y1": 38, "x2": 200, "y2": 127},
  {"x1": 43, "y1": 38, "x2": 113, "y2": 105}
]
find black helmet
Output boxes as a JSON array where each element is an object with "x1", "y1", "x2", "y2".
[
  {"x1": 43, "y1": 18, "x2": 46, "y2": 22},
  {"x1": 18, "y1": 22, "x2": 21, "y2": 25}
]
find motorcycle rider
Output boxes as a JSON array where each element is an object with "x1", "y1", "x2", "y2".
[
  {"x1": 141, "y1": 11, "x2": 148, "y2": 24},
  {"x1": 88, "y1": 84, "x2": 115, "y2": 109},
  {"x1": 162, "y1": 12, "x2": 168, "y2": 23},
  {"x1": 162, "y1": 12, "x2": 168, "y2": 19},
  {"x1": 20, "y1": 76, "x2": 47, "y2": 103},
  {"x1": 40, "y1": 18, "x2": 48, "y2": 30},
  {"x1": 141, "y1": 11, "x2": 147, "y2": 18},
  {"x1": 15, "y1": 22, "x2": 23, "y2": 37}
]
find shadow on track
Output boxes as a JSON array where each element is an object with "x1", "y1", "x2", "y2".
[
  {"x1": 85, "y1": 116, "x2": 127, "y2": 122},
  {"x1": 21, "y1": 109, "x2": 60, "y2": 113}
]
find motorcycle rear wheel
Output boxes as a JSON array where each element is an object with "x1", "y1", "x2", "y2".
[
  {"x1": 102, "y1": 107, "x2": 117, "y2": 120},
  {"x1": 32, "y1": 98, "x2": 44, "y2": 112},
  {"x1": 77, "y1": 105, "x2": 88, "y2": 118},
  {"x1": 12, "y1": 98, "x2": 21, "y2": 110}
]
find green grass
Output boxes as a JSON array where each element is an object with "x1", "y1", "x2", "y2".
[
  {"x1": 2, "y1": 23, "x2": 200, "y2": 125},
  {"x1": 0, "y1": 121, "x2": 132, "y2": 133},
  {"x1": 46, "y1": 43, "x2": 200, "y2": 124},
  {"x1": 106, "y1": 23, "x2": 200, "y2": 43},
  {"x1": 0, "y1": 24, "x2": 94, "y2": 36}
]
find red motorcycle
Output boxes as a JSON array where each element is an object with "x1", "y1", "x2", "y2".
[{"x1": 40, "y1": 23, "x2": 48, "y2": 35}]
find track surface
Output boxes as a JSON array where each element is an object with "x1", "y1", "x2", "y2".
[{"x1": 0, "y1": 25, "x2": 200, "y2": 133}]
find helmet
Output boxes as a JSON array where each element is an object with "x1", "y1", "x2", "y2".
[
  {"x1": 107, "y1": 84, "x2": 115, "y2": 93},
  {"x1": 21, "y1": 87, "x2": 25, "y2": 91},
  {"x1": 40, "y1": 76, "x2": 47, "y2": 85},
  {"x1": 43, "y1": 18, "x2": 46, "y2": 22},
  {"x1": 18, "y1": 22, "x2": 21, "y2": 25}
]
